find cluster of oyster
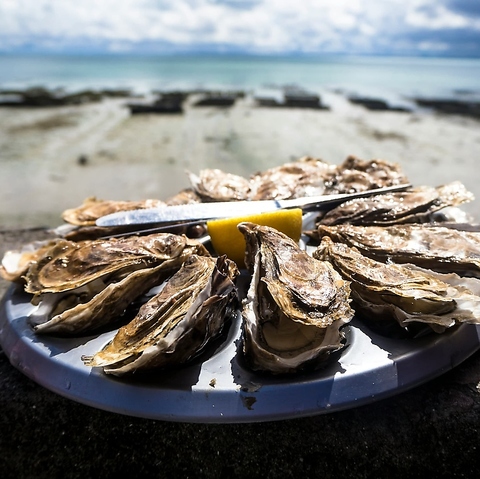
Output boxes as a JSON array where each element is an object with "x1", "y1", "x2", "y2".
[
  {"x1": 2, "y1": 155, "x2": 480, "y2": 377},
  {"x1": 62, "y1": 155, "x2": 410, "y2": 228}
]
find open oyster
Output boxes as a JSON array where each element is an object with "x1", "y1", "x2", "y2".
[
  {"x1": 25, "y1": 233, "x2": 207, "y2": 294},
  {"x1": 314, "y1": 236, "x2": 480, "y2": 333},
  {"x1": 26, "y1": 233, "x2": 209, "y2": 335},
  {"x1": 62, "y1": 197, "x2": 165, "y2": 226},
  {"x1": 313, "y1": 224, "x2": 480, "y2": 277},
  {"x1": 82, "y1": 254, "x2": 239, "y2": 375},
  {"x1": 238, "y1": 222, "x2": 354, "y2": 375},
  {"x1": 31, "y1": 260, "x2": 185, "y2": 335},
  {"x1": 316, "y1": 181, "x2": 474, "y2": 226}
]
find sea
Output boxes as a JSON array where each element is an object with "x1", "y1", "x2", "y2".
[{"x1": 1, "y1": 53, "x2": 480, "y2": 104}]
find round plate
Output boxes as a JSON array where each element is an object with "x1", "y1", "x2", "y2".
[{"x1": 1, "y1": 282, "x2": 479, "y2": 423}]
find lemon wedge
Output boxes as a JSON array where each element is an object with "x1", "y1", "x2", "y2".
[{"x1": 207, "y1": 208, "x2": 303, "y2": 268}]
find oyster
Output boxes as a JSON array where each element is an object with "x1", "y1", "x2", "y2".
[
  {"x1": 30, "y1": 259, "x2": 187, "y2": 335},
  {"x1": 248, "y1": 156, "x2": 334, "y2": 200},
  {"x1": 314, "y1": 224, "x2": 480, "y2": 277},
  {"x1": 188, "y1": 169, "x2": 251, "y2": 201},
  {"x1": 238, "y1": 222, "x2": 354, "y2": 375},
  {"x1": 62, "y1": 197, "x2": 165, "y2": 226},
  {"x1": 25, "y1": 233, "x2": 210, "y2": 335},
  {"x1": 82, "y1": 254, "x2": 239, "y2": 375},
  {"x1": 25, "y1": 233, "x2": 207, "y2": 294},
  {"x1": 324, "y1": 155, "x2": 409, "y2": 194},
  {"x1": 314, "y1": 236, "x2": 480, "y2": 332},
  {"x1": 316, "y1": 181, "x2": 474, "y2": 226}
]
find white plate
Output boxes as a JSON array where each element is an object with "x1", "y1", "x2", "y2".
[{"x1": 1, "y1": 282, "x2": 479, "y2": 423}]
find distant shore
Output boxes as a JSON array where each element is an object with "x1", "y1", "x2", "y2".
[{"x1": 1, "y1": 86, "x2": 480, "y2": 229}]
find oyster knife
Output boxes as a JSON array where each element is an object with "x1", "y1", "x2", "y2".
[{"x1": 96, "y1": 183, "x2": 411, "y2": 227}]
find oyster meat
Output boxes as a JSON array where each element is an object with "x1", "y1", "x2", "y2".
[
  {"x1": 314, "y1": 236, "x2": 480, "y2": 332},
  {"x1": 83, "y1": 254, "x2": 239, "y2": 375},
  {"x1": 314, "y1": 224, "x2": 480, "y2": 277},
  {"x1": 26, "y1": 233, "x2": 209, "y2": 335},
  {"x1": 0, "y1": 238, "x2": 63, "y2": 283},
  {"x1": 316, "y1": 181, "x2": 474, "y2": 226},
  {"x1": 238, "y1": 222, "x2": 354, "y2": 375}
]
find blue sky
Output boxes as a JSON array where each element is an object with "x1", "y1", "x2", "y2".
[{"x1": 0, "y1": 0, "x2": 479, "y2": 57}]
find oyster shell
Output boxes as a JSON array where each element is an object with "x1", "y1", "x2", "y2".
[
  {"x1": 188, "y1": 169, "x2": 251, "y2": 201},
  {"x1": 24, "y1": 233, "x2": 209, "y2": 335},
  {"x1": 314, "y1": 236, "x2": 480, "y2": 332},
  {"x1": 30, "y1": 259, "x2": 189, "y2": 335},
  {"x1": 25, "y1": 233, "x2": 207, "y2": 294},
  {"x1": 238, "y1": 222, "x2": 354, "y2": 375},
  {"x1": 62, "y1": 197, "x2": 165, "y2": 226},
  {"x1": 248, "y1": 156, "x2": 334, "y2": 200},
  {"x1": 324, "y1": 155, "x2": 409, "y2": 194},
  {"x1": 316, "y1": 181, "x2": 474, "y2": 226},
  {"x1": 313, "y1": 224, "x2": 480, "y2": 277},
  {"x1": 82, "y1": 254, "x2": 239, "y2": 375}
]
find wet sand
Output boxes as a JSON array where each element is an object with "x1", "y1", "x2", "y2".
[{"x1": 1, "y1": 91, "x2": 480, "y2": 229}]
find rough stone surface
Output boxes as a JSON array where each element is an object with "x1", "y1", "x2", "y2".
[{"x1": 1, "y1": 228, "x2": 480, "y2": 479}]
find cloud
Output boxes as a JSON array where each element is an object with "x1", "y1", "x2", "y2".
[
  {"x1": 0, "y1": 0, "x2": 478, "y2": 56},
  {"x1": 446, "y1": 0, "x2": 480, "y2": 18}
]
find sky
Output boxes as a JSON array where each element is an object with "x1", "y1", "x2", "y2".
[{"x1": 0, "y1": 0, "x2": 479, "y2": 57}]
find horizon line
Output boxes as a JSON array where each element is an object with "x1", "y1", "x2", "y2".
[{"x1": 1, "y1": 50, "x2": 480, "y2": 60}]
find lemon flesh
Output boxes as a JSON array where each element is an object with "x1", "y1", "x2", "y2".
[{"x1": 207, "y1": 208, "x2": 303, "y2": 268}]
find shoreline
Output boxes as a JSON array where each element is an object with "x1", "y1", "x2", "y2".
[{"x1": 1, "y1": 88, "x2": 480, "y2": 229}]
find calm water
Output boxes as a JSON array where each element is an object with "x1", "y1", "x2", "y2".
[{"x1": 1, "y1": 53, "x2": 480, "y2": 100}]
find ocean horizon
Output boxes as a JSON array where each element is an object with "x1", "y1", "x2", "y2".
[{"x1": 1, "y1": 53, "x2": 480, "y2": 103}]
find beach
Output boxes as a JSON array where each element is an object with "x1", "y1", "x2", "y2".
[
  {"x1": 1, "y1": 89, "x2": 480, "y2": 229},
  {"x1": 1, "y1": 84, "x2": 480, "y2": 479}
]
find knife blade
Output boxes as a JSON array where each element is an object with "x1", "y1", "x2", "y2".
[{"x1": 96, "y1": 183, "x2": 411, "y2": 227}]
